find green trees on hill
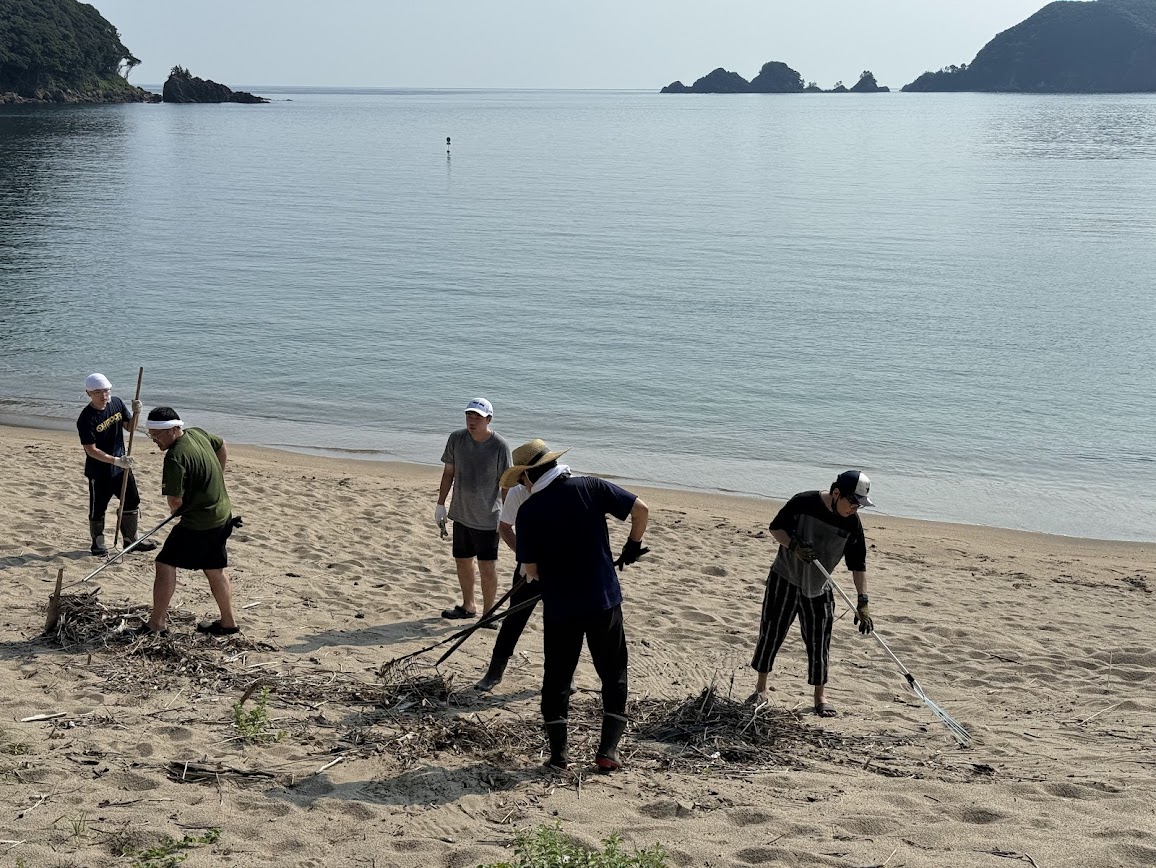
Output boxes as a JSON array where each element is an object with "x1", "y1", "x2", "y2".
[
  {"x1": 0, "y1": 0, "x2": 141, "y2": 98},
  {"x1": 904, "y1": 0, "x2": 1156, "y2": 92}
]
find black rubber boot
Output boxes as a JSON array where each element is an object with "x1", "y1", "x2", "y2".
[
  {"x1": 544, "y1": 719, "x2": 571, "y2": 770},
  {"x1": 474, "y1": 656, "x2": 507, "y2": 692},
  {"x1": 89, "y1": 518, "x2": 107, "y2": 556},
  {"x1": 121, "y1": 511, "x2": 157, "y2": 552},
  {"x1": 595, "y1": 713, "x2": 628, "y2": 772}
]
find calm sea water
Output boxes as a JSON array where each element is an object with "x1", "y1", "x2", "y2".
[{"x1": 1, "y1": 89, "x2": 1154, "y2": 541}]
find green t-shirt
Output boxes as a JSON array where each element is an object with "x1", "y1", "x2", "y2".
[{"x1": 162, "y1": 428, "x2": 232, "y2": 530}]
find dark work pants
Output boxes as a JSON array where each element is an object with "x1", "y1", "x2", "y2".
[
  {"x1": 491, "y1": 565, "x2": 540, "y2": 662},
  {"x1": 88, "y1": 472, "x2": 140, "y2": 521},
  {"x1": 541, "y1": 604, "x2": 628, "y2": 723},
  {"x1": 750, "y1": 569, "x2": 835, "y2": 686}
]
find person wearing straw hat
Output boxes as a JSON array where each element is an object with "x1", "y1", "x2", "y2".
[
  {"x1": 748, "y1": 470, "x2": 875, "y2": 718},
  {"x1": 512, "y1": 440, "x2": 649, "y2": 772},
  {"x1": 76, "y1": 372, "x2": 156, "y2": 557},
  {"x1": 140, "y1": 407, "x2": 243, "y2": 637},
  {"x1": 435, "y1": 398, "x2": 512, "y2": 622},
  {"x1": 474, "y1": 439, "x2": 570, "y2": 692}
]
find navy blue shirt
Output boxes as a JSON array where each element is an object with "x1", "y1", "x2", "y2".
[
  {"x1": 76, "y1": 397, "x2": 130, "y2": 481},
  {"x1": 515, "y1": 476, "x2": 637, "y2": 621}
]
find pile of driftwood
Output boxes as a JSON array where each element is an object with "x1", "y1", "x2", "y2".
[
  {"x1": 629, "y1": 686, "x2": 849, "y2": 769},
  {"x1": 40, "y1": 592, "x2": 862, "y2": 774}
]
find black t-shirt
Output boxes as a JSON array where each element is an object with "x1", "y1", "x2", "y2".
[
  {"x1": 769, "y1": 491, "x2": 867, "y2": 597},
  {"x1": 516, "y1": 475, "x2": 637, "y2": 621},
  {"x1": 76, "y1": 398, "x2": 130, "y2": 480}
]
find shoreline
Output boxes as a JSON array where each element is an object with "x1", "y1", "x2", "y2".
[{"x1": 6, "y1": 419, "x2": 1153, "y2": 559}]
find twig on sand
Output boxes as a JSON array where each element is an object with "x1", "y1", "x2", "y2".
[
  {"x1": 986, "y1": 849, "x2": 1040, "y2": 867},
  {"x1": 1080, "y1": 702, "x2": 1123, "y2": 725}
]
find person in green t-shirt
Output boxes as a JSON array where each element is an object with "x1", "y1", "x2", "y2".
[{"x1": 140, "y1": 406, "x2": 242, "y2": 637}]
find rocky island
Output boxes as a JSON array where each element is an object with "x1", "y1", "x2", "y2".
[
  {"x1": 0, "y1": 0, "x2": 158, "y2": 103},
  {"x1": 904, "y1": 0, "x2": 1156, "y2": 92},
  {"x1": 162, "y1": 66, "x2": 269, "y2": 104},
  {"x1": 661, "y1": 65, "x2": 888, "y2": 94}
]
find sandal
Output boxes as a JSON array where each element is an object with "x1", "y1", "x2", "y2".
[
  {"x1": 441, "y1": 605, "x2": 476, "y2": 620},
  {"x1": 814, "y1": 703, "x2": 838, "y2": 718},
  {"x1": 196, "y1": 620, "x2": 240, "y2": 636},
  {"x1": 135, "y1": 622, "x2": 170, "y2": 638}
]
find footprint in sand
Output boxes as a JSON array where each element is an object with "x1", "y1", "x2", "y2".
[{"x1": 727, "y1": 808, "x2": 773, "y2": 827}]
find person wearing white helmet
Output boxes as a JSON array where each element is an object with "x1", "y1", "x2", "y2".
[
  {"x1": 748, "y1": 470, "x2": 876, "y2": 718},
  {"x1": 76, "y1": 373, "x2": 156, "y2": 556}
]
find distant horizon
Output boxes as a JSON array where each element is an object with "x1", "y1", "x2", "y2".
[{"x1": 92, "y1": 0, "x2": 1052, "y2": 91}]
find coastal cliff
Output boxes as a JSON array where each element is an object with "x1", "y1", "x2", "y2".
[
  {"x1": 0, "y1": 0, "x2": 158, "y2": 103},
  {"x1": 904, "y1": 0, "x2": 1156, "y2": 92}
]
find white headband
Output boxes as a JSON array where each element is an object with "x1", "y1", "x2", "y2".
[{"x1": 146, "y1": 419, "x2": 184, "y2": 430}]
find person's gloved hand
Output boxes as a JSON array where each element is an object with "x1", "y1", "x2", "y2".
[
  {"x1": 855, "y1": 596, "x2": 874, "y2": 635},
  {"x1": 434, "y1": 504, "x2": 448, "y2": 525},
  {"x1": 131, "y1": 399, "x2": 143, "y2": 417},
  {"x1": 112, "y1": 455, "x2": 135, "y2": 470},
  {"x1": 788, "y1": 536, "x2": 816, "y2": 563},
  {"x1": 614, "y1": 537, "x2": 650, "y2": 569}
]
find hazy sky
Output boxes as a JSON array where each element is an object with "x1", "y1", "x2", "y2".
[{"x1": 92, "y1": 0, "x2": 1053, "y2": 90}]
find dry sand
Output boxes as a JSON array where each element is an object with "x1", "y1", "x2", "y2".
[{"x1": 1, "y1": 424, "x2": 1153, "y2": 867}]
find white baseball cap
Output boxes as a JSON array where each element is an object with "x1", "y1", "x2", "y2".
[
  {"x1": 85, "y1": 373, "x2": 112, "y2": 391},
  {"x1": 465, "y1": 398, "x2": 493, "y2": 417}
]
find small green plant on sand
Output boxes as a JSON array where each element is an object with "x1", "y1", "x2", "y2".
[
  {"x1": 65, "y1": 811, "x2": 89, "y2": 850},
  {"x1": 231, "y1": 687, "x2": 283, "y2": 744},
  {"x1": 127, "y1": 828, "x2": 221, "y2": 868},
  {"x1": 482, "y1": 823, "x2": 668, "y2": 867}
]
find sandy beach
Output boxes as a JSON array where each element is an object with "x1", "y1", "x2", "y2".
[{"x1": 1, "y1": 424, "x2": 1153, "y2": 867}]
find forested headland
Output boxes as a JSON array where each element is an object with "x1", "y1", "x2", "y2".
[
  {"x1": 904, "y1": 0, "x2": 1156, "y2": 92},
  {"x1": 0, "y1": 0, "x2": 157, "y2": 102}
]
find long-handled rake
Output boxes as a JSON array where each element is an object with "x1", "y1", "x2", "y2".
[
  {"x1": 110, "y1": 366, "x2": 144, "y2": 551},
  {"x1": 74, "y1": 511, "x2": 179, "y2": 587},
  {"x1": 380, "y1": 580, "x2": 540, "y2": 673},
  {"x1": 813, "y1": 561, "x2": 972, "y2": 746}
]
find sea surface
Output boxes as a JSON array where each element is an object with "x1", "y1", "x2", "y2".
[{"x1": 1, "y1": 89, "x2": 1154, "y2": 542}]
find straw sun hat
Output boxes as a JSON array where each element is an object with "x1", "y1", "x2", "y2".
[{"x1": 500, "y1": 439, "x2": 569, "y2": 489}]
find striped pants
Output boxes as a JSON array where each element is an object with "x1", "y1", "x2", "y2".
[{"x1": 750, "y1": 569, "x2": 834, "y2": 686}]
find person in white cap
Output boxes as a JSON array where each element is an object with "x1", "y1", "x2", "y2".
[
  {"x1": 435, "y1": 398, "x2": 511, "y2": 621},
  {"x1": 140, "y1": 406, "x2": 242, "y2": 637},
  {"x1": 76, "y1": 373, "x2": 155, "y2": 556},
  {"x1": 748, "y1": 470, "x2": 875, "y2": 718}
]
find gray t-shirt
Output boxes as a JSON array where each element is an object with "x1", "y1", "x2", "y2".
[{"x1": 441, "y1": 428, "x2": 512, "y2": 531}]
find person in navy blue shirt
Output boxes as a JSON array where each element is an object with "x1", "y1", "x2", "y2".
[{"x1": 513, "y1": 440, "x2": 649, "y2": 772}]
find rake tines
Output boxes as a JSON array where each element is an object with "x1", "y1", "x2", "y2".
[{"x1": 814, "y1": 562, "x2": 973, "y2": 746}]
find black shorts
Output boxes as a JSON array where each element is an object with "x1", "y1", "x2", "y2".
[
  {"x1": 452, "y1": 522, "x2": 499, "y2": 561},
  {"x1": 157, "y1": 518, "x2": 236, "y2": 571}
]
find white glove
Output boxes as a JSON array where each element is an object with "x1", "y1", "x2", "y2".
[
  {"x1": 112, "y1": 455, "x2": 135, "y2": 470},
  {"x1": 434, "y1": 504, "x2": 448, "y2": 524},
  {"x1": 131, "y1": 399, "x2": 143, "y2": 417}
]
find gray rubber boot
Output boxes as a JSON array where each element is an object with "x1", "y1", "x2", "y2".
[
  {"x1": 474, "y1": 656, "x2": 508, "y2": 692},
  {"x1": 595, "y1": 713, "x2": 629, "y2": 772},
  {"x1": 89, "y1": 518, "x2": 107, "y2": 556},
  {"x1": 120, "y1": 511, "x2": 157, "y2": 552},
  {"x1": 544, "y1": 719, "x2": 571, "y2": 770}
]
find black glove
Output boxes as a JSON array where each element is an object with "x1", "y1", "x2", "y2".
[
  {"x1": 614, "y1": 537, "x2": 649, "y2": 569},
  {"x1": 788, "y1": 536, "x2": 816, "y2": 563},
  {"x1": 855, "y1": 595, "x2": 874, "y2": 635}
]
